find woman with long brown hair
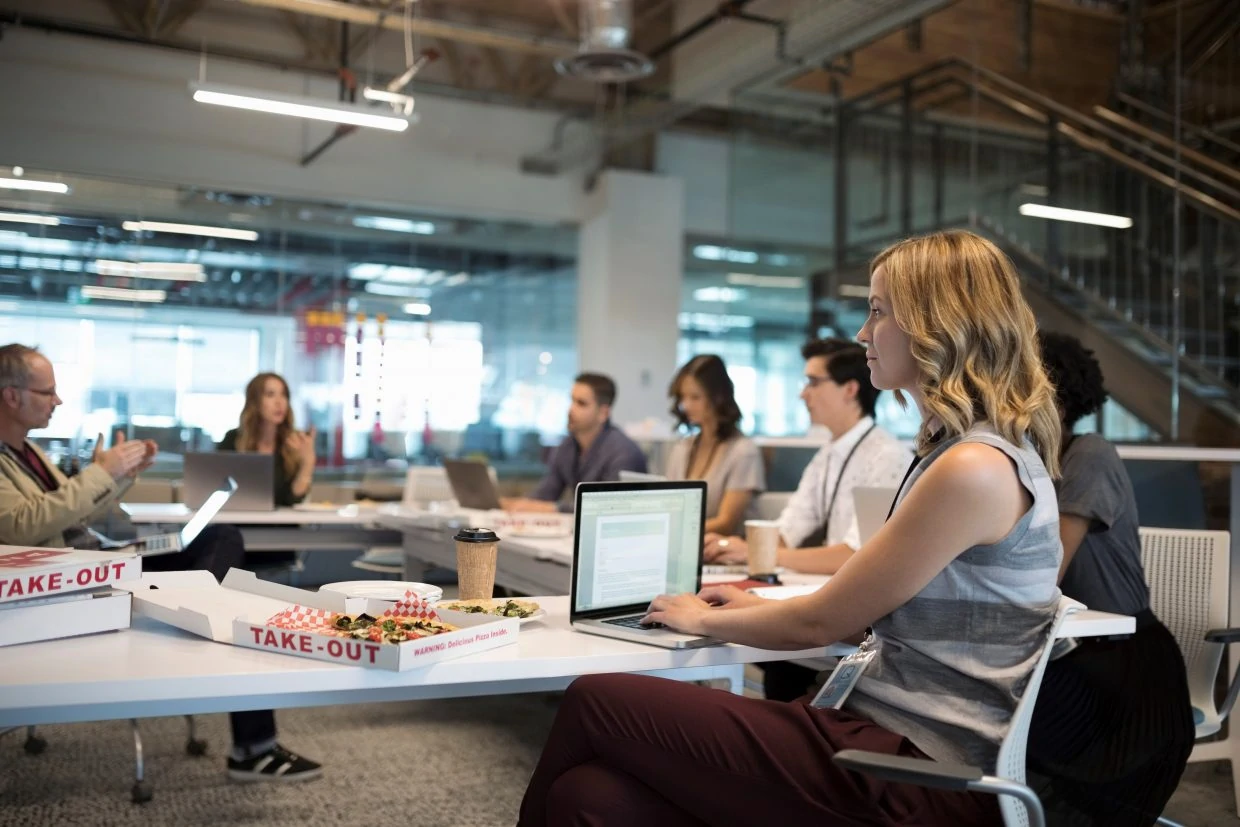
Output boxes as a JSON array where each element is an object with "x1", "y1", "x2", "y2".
[
  {"x1": 518, "y1": 230, "x2": 1064, "y2": 826},
  {"x1": 218, "y1": 372, "x2": 316, "y2": 506},
  {"x1": 665, "y1": 354, "x2": 765, "y2": 535}
]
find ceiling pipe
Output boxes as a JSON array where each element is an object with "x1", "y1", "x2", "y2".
[{"x1": 228, "y1": 0, "x2": 577, "y2": 56}]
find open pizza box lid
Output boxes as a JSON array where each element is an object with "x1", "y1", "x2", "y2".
[{"x1": 120, "y1": 568, "x2": 374, "y2": 643}]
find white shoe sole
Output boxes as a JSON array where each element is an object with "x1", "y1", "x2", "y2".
[{"x1": 227, "y1": 767, "x2": 323, "y2": 783}]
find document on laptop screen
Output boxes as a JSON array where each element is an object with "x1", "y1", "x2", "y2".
[{"x1": 575, "y1": 488, "x2": 702, "y2": 613}]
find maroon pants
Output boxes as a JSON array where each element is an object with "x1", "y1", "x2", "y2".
[{"x1": 518, "y1": 674, "x2": 1001, "y2": 827}]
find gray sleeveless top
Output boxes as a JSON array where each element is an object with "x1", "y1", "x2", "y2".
[{"x1": 842, "y1": 424, "x2": 1063, "y2": 770}]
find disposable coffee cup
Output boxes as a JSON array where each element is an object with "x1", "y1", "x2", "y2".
[
  {"x1": 454, "y1": 528, "x2": 500, "y2": 600},
  {"x1": 745, "y1": 520, "x2": 780, "y2": 577}
]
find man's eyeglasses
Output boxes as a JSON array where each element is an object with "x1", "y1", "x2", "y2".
[{"x1": 803, "y1": 375, "x2": 834, "y2": 390}]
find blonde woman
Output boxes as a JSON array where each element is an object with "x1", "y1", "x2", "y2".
[
  {"x1": 219, "y1": 373, "x2": 316, "y2": 506},
  {"x1": 518, "y1": 230, "x2": 1064, "y2": 827}
]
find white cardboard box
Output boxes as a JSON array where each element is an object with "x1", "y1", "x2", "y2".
[
  {"x1": 0, "y1": 589, "x2": 131, "y2": 647},
  {"x1": 0, "y1": 545, "x2": 141, "y2": 604},
  {"x1": 124, "y1": 568, "x2": 519, "y2": 670}
]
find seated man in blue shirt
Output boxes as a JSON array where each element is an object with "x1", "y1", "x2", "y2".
[{"x1": 501, "y1": 373, "x2": 647, "y2": 513}]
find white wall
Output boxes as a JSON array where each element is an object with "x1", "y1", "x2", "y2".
[{"x1": 0, "y1": 28, "x2": 587, "y2": 224}]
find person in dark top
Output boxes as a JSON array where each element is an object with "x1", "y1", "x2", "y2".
[
  {"x1": 501, "y1": 373, "x2": 647, "y2": 513},
  {"x1": 218, "y1": 373, "x2": 316, "y2": 507},
  {"x1": 1029, "y1": 332, "x2": 1194, "y2": 826}
]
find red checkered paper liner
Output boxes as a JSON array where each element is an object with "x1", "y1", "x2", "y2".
[{"x1": 265, "y1": 592, "x2": 441, "y2": 632}]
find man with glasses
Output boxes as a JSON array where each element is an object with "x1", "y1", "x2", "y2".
[
  {"x1": 703, "y1": 338, "x2": 910, "y2": 700},
  {"x1": 0, "y1": 343, "x2": 322, "y2": 783}
]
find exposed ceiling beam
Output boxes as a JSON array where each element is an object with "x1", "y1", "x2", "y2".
[
  {"x1": 157, "y1": 0, "x2": 207, "y2": 38},
  {"x1": 228, "y1": 0, "x2": 577, "y2": 56},
  {"x1": 102, "y1": 0, "x2": 145, "y2": 35}
]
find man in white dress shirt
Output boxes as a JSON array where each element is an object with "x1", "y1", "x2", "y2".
[
  {"x1": 704, "y1": 338, "x2": 911, "y2": 702},
  {"x1": 704, "y1": 338, "x2": 911, "y2": 574}
]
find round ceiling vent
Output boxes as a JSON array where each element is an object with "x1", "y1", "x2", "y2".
[{"x1": 555, "y1": 48, "x2": 655, "y2": 83}]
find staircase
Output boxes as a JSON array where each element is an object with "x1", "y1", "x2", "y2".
[{"x1": 833, "y1": 58, "x2": 1240, "y2": 444}]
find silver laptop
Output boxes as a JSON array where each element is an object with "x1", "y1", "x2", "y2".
[
  {"x1": 570, "y1": 480, "x2": 721, "y2": 649},
  {"x1": 618, "y1": 470, "x2": 667, "y2": 483},
  {"x1": 443, "y1": 459, "x2": 502, "y2": 511},
  {"x1": 854, "y1": 486, "x2": 899, "y2": 545},
  {"x1": 99, "y1": 478, "x2": 237, "y2": 557},
  {"x1": 184, "y1": 453, "x2": 274, "y2": 511}
]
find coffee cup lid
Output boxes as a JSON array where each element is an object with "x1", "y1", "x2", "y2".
[{"x1": 454, "y1": 527, "x2": 499, "y2": 543}]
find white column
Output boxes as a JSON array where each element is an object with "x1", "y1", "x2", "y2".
[{"x1": 577, "y1": 170, "x2": 684, "y2": 427}]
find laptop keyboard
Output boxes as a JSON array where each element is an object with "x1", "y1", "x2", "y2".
[
  {"x1": 603, "y1": 615, "x2": 666, "y2": 630},
  {"x1": 139, "y1": 533, "x2": 183, "y2": 555}
]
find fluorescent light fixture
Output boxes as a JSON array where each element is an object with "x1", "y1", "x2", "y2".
[
  {"x1": 1018, "y1": 203, "x2": 1133, "y2": 229},
  {"x1": 364, "y1": 282, "x2": 431, "y2": 298},
  {"x1": 95, "y1": 260, "x2": 206, "y2": 281},
  {"x1": 352, "y1": 215, "x2": 435, "y2": 234},
  {"x1": 362, "y1": 87, "x2": 415, "y2": 115},
  {"x1": 0, "y1": 176, "x2": 70, "y2": 194},
  {"x1": 726, "y1": 273, "x2": 804, "y2": 289},
  {"x1": 0, "y1": 230, "x2": 28, "y2": 240},
  {"x1": 348, "y1": 263, "x2": 428, "y2": 283},
  {"x1": 403, "y1": 302, "x2": 432, "y2": 315},
  {"x1": 837, "y1": 284, "x2": 872, "y2": 299},
  {"x1": 444, "y1": 272, "x2": 470, "y2": 287},
  {"x1": 693, "y1": 286, "x2": 748, "y2": 303},
  {"x1": 190, "y1": 81, "x2": 412, "y2": 132},
  {"x1": 1019, "y1": 183, "x2": 1050, "y2": 197},
  {"x1": 0, "y1": 212, "x2": 60, "y2": 226},
  {"x1": 693, "y1": 244, "x2": 759, "y2": 264},
  {"x1": 121, "y1": 220, "x2": 258, "y2": 241},
  {"x1": 81, "y1": 285, "x2": 167, "y2": 303}
]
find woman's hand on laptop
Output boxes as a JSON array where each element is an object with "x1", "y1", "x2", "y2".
[
  {"x1": 703, "y1": 533, "x2": 747, "y2": 563},
  {"x1": 642, "y1": 593, "x2": 712, "y2": 634},
  {"x1": 697, "y1": 584, "x2": 764, "y2": 610}
]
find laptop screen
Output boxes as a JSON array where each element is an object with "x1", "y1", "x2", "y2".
[
  {"x1": 179, "y1": 478, "x2": 237, "y2": 546},
  {"x1": 572, "y1": 483, "x2": 704, "y2": 614}
]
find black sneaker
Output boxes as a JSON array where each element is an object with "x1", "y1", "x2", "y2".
[{"x1": 227, "y1": 744, "x2": 322, "y2": 783}]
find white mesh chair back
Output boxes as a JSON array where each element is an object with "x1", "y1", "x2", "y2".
[
  {"x1": 402, "y1": 466, "x2": 454, "y2": 506},
  {"x1": 1139, "y1": 527, "x2": 1230, "y2": 735},
  {"x1": 994, "y1": 595, "x2": 1083, "y2": 827}
]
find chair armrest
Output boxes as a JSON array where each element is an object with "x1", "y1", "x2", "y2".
[
  {"x1": 833, "y1": 750, "x2": 982, "y2": 791},
  {"x1": 1205, "y1": 628, "x2": 1240, "y2": 644}
]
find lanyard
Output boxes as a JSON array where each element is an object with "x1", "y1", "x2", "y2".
[{"x1": 819, "y1": 424, "x2": 877, "y2": 542}]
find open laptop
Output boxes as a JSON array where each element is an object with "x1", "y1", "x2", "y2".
[
  {"x1": 569, "y1": 480, "x2": 721, "y2": 649},
  {"x1": 618, "y1": 470, "x2": 667, "y2": 483},
  {"x1": 854, "y1": 486, "x2": 899, "y2": 545},
  {"x1": 184, "y1": 453, "x2": 274, "y2": 511},
  {"x1": 443, "y1": 459, "x2": 503, "y2": 511},
  {"x1": 98, "y1": 478, "x2": 237, "y2": 557}
]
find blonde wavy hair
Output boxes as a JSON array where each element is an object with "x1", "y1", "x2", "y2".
[
  {"x1": 235, "y1": 372, "x2": 301, "y2": 475},
  {"x1": 872, "y1": 230, "x2": 1062, "y2": 477}
]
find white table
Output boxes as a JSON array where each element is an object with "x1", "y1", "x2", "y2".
[
  {"x1": 376, "y1": 506, "x2": 573, "y2": 594},
  {"x1": 0, "y1": 595, "x2": 1131, "y2": 729},
  {"x1": 122, "y1": 504, "x2": 403, "y2": 552}
]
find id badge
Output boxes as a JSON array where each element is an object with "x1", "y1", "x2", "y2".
[{"x1": 810, "y1": 649, "x2": 876, "y2": 709}]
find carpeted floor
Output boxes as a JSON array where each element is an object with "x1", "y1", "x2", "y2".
[
  {"x1": 4, "y1": 691, "x2": 1239, "y2": 826},
  {"x1": 2, "y1": 694, "x2": 558, "y2": 827}
]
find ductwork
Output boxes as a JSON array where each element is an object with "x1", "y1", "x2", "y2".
[
  {"x1": 230, "y1": 0, "x2": 577, "y2": 56},
  {"x1": 554, "y1": 0, "x2": 655, "y2": 83}
]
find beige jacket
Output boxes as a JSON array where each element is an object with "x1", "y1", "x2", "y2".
[{"x1": 0, "y1": 441, "x2": 133, "y2": 548}]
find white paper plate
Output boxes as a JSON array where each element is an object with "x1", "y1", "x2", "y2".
[
  {"x1": 434, "y1": 599, "x2": 547, "y2": 624},
  {"x1": 319, "y1": 580, "x2": 444, "y2": 604}
]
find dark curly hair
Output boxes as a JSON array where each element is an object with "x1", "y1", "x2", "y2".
[
  {"x1": 668, "y1": 354, "x2": 743, "y2": 441},
  {"x1": 1039, "y1": 332, "x2": 1108, "y2": 429}
]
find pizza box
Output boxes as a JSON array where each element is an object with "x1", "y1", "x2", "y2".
[
  {"x1": 120, "y1": 568, "x2": 362, "y2": 643},
  {"x1": 122, "y1": 568, "x2": 518, "y2": 671},
  {"x1": 0, "y1": 545, "x2": 141, "y2": 604},
  {"x1": 231, "y1": 598, "x2": 519, "y2": 672},
  {"x1": 0, "y1": 588, "x2": 131, "y2": 647}
]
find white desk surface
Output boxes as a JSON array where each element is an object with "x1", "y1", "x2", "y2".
[
  {"x1": 0, "y1": 595, "x2": 839, "y2": 728},
  {"x1": 0, "y1": 594, "x2": 1131, "y2": 729},
  {"x1": 122, "y1": 503, "x2": 392, "y2": 526}
]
